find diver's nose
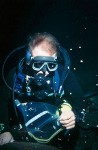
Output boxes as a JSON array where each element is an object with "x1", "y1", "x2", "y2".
[
  {"x1": 42, "y1": 65, "x2": 49, "y2": 76},
  {"x1": 42, "y1": 65, "x2": 47, "y2": 72}
]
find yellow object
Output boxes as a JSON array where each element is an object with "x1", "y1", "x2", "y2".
[
  {"x1": 61, "y1": 100, "x2": 72, "y2": 112},
  {"x1": 61, "y1": 104, "x2": 72, "y2": 112}
]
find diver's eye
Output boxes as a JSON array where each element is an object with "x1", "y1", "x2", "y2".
[
  {"x1": 33, "y1": 62, "x2": 43, "y2": 69},
  {"x1": 48, "y1": 63, "x2": 57, "y2": 69}
]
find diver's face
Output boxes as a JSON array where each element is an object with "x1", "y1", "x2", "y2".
[{"x1": 31, "y1": 41, "x2": 56, "y2": 76}]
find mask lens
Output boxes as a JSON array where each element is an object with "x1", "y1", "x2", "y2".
[
  {"x1": 47, "y1": 63, "x2": 58, "y2": 71},
  {"x1": 32, "y1": 62, "x2": 58, "y2": 71},
  {"x1": 32, "y1": 62, "x2": 44, "y2": 71}
]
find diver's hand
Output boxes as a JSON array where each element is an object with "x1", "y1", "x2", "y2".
[
  {"x1": 59, "y1": 110, "x2": 76, "y2": 129},
  {"x1": 0, "y1": 132, "x2": 14, "y2": 145}
]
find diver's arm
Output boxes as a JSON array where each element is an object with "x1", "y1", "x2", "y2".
[{"x1": 62, "y1": 71, "x2": 87, "y2": 126}]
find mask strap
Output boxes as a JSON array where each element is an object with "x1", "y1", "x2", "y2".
[{"x1": 52, "y1": 53, "x2": 57, "y2": 58}]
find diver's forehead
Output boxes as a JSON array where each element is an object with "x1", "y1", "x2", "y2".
[{"x1": 31, "y1": 41, "x2": 56, "y2": 57}]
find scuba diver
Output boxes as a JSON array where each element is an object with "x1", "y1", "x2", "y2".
[{"x1": 0, "y1": 32, "x2": 86, "y2": 149}]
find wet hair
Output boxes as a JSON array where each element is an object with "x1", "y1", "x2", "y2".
[{"x1": 26, "y1": 32, "x2": 60, "y2": 53}]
